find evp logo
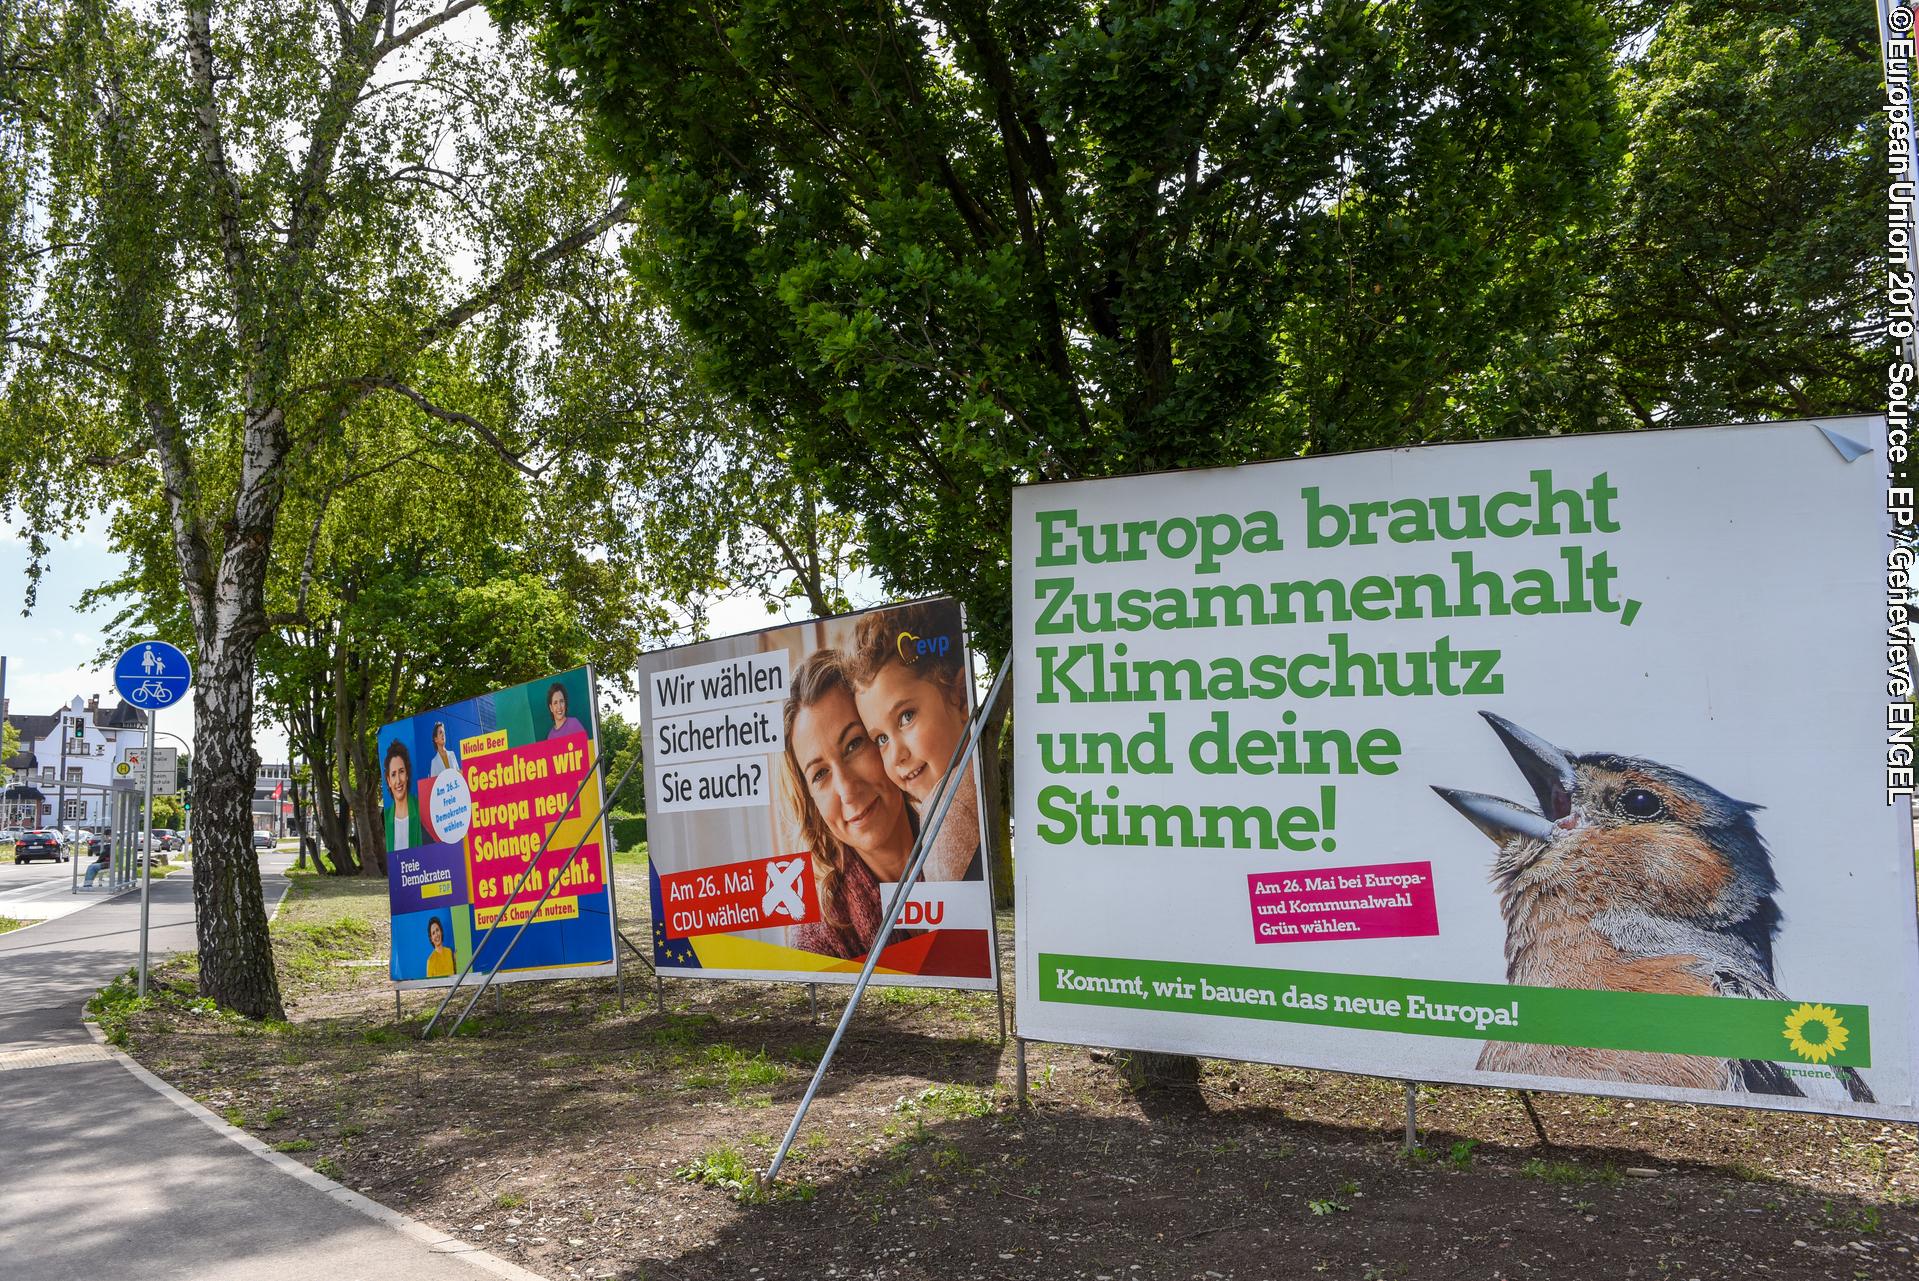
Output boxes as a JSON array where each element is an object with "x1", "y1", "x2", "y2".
[{"x1": 895, "y1": 630, "x2": 953, "y2": 664}]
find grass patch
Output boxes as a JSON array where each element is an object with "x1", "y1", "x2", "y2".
[
  {"x1": 871, "y1": 985, "x2": 974, "y2": 1010},
  {"x1": 86, "y1": 970, "x2": 149, "y2": 1048},
  {"x1": 678, "y1": 1143, "x2": 754, "y2": 1193},
  {"x1": 1520, "y1": 1158, "x2": 1623, "y2": 1185},
  {"x1": 0, "y1": 915, "x2": 29, "y2": 936},
  {"x1": 274, "y1": 1138, "x2": 315, "y2": 1153},
  {"x1": 647, "y1": 1012, "x2": 717, "y2": 1048},
  {"x1": 495, "y1": 1191, "x2": 527, "y2": 1209},
  {"x1": 275, "y1": 916, "x2": 380, "y2": 985},
  {"x1": 682, "y1": 1044, "x2": 790, "y2": 1098},
  {"x1": 676, "y1": 1143, "x2": 814, "y2": 1204},
  {"x1": 895, "y1": 1083, "x2": 996, "y2": 1120}
]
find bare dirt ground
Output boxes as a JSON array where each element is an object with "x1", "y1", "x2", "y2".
[{"x1": 102, "y1": 858, "x2": 1919, "y2": 1281}]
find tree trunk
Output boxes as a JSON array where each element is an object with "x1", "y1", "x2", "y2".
[
  {"x1": 329, "y1": 636, "x2": 386, "y2": 878},
  {"x1": 1118, "y1": 1049, "x2": 1202, "y2": 1095},
  {"x1": 189, "y1": 635, "x2": 285, "y2": 1020},
  {"x1": 296, "y1": 676, "x2": 356, "y2": 875},
  {"x1": 977, "y1": 694, "x2": 1015, "y2": 910}
]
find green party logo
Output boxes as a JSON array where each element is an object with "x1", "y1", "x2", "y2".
[{"x1": 1782, "y1": 1003, "x2": 1850, "y2": 1064}]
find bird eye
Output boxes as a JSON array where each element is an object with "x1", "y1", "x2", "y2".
[{"x1": 1619, "y1": 788, "x2": 1664, "y2": 820}]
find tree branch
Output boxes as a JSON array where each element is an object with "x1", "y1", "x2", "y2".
[
  {"x1": 348, "y1": 378, "x2": 544, "y2": 477},
  {"x1": 184, "y1": 5, "x2": 258, "y2": 335},
  {"x1": 3, "y1": 331, "x2": 128, "y2": 382},
  {"x1": 407, "y1": 195, "x2": 633, "y2": 358},
  {"x1": 376, "y1": 0, "x2": 486, "y2": 59}
]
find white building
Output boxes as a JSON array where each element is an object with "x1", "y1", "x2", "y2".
[{"x1": 3, "y1": 694, "x2": 149, "y2": 829}]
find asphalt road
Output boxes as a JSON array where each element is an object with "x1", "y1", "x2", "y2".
[{"x1": 0, "y1": 850, "x2": 523, "y2": 1281}]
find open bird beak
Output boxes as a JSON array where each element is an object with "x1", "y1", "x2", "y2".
[
  {"x1": 1479, "y1": 712, "x2": 1577, "y2": 823},
  {"x1": 1431, "y1": 714, "x2": 1579, "y2": 845},
  {"x1": 1431, "y1": 787, "x2": 1560, "y2": 844}
]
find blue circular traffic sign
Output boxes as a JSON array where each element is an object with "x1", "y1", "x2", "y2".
[{"x1": 114, "y1": 640, "x2": 193, "y2": 709}]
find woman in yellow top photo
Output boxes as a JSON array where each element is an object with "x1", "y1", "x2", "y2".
[{"x1": 424, "y1": 914, "x2": 455, "y2": 978}]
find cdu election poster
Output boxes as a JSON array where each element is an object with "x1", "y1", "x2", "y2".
[
  {"x1": 635, "y1": 599, "x2": 1000, "y2": 988},
  {"x1": 380, "y1": 666, "x2": 617, "y2": 989},
  {"x1": 1012, "y1": 416, "x2": 1919, "y2": 1121}
]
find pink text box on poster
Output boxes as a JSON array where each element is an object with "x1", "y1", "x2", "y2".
[{"x1": 1247, "y1": 860, "x2": 1439, "y2": 944}]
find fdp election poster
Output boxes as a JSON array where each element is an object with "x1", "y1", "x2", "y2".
[
  {"x1": 1012, "y1": 415, "x2": 1919, "y2": 1120},
  {"x1": 635, "y1": 599, "x2": 999, "y2": 988},
  {"x1": 380, "y1": 666, "x2": 617, "y2": 989}
]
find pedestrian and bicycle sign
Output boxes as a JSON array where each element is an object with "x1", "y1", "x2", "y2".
[
  {"x1": 113, "y1": 640, "x2": 192, "y2": 708},
  {"x1": 111, "y1": 638, "x2": 192, "y2": 1002}
]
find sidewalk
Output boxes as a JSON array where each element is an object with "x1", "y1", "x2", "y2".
[{"x1": 0, "y1": 857, "x2": 533, "y2": 1281}]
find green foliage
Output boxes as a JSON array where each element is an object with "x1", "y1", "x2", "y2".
[
  {"x1": 150, "y1": 796, "x2": 186, "y2": 831},
  {"x1": 608, "y1": 815, "x2": 648, "y2": 855},
  {"x1": 491, "y1": 0, "x2": 1620, "y2": 652},
  {"x1": 1586, "y1": 0, "x2": 1882, "y2": 426}
]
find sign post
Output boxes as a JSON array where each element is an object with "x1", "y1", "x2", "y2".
[{"x1": 113, "y1": 640, "x2": 193, "y2": 998}]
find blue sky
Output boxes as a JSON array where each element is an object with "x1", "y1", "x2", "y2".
[
  {"x1": 1, "y1": 514, "x2": 869, "y2": 763},
  {"x1": 0, "y1": 514, "x2": 240, "y2": 755}
]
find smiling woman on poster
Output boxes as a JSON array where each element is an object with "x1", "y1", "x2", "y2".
[
  {"x1": 383, "y1": 739, "x2": 425, "y2": 851},
  {"x1": 783, "y1": 651, "x2": 921, "y2": 960},
  {"x1": 545, "y1": 682, "x2": 586, "y2": 741},
  {"x1": 424, "y1": 914, "x2": 455, "y2": 978},
  {"x1": 429, "y1": 720, "x2": 460, "y2": 778}
]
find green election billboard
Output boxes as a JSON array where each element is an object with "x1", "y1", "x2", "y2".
[{"x1": 1012, "y1": 416, "x2": 1918, "y2": 1120}]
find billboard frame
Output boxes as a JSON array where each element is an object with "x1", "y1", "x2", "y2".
[
  {"x1": 1005, "y1": 415, "x2": 1919, "y2": 1126},
  {"x1": 633, "y1": 597, "x2": 1010, "y2": 1002}
]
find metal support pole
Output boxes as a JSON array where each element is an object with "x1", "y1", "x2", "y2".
[
  {"x1": 1403, "y1": 1081, "x2": 1418, "y2": 1153},
  {"x1": 995, "y1": 984, "x2": 1008, "y2": 1044},
  {"x1": 64, "y1": 726, "x2": 75, "y2": 895},
  {"x1": 763, "y1": 662, "x2": 1010, "y2": 1189},
  {"x1": 137, "y1": 711, "x2": 155, "y2": 997},
  {"x1": 655, "y1": 976, "x2": 665, "y2": 1014},
  {"x1": 395, "y1": 990, "x2": 403, "y2": 1021},
  {"x1": 1015, "y1": 1038, "x2": 1028, "y2": 1109},
  {"x1": 617, "y1": 930, "x2": 655, "y2": 974},
  {"x1": 1516, "y1": 1089, "x2": 1551, "y2": 1147},
  {"x1": 808, "y1": 983, "x2": 819, "y2": 1024},
  {"x1": 422, "y1": 746, "x2": 641, "y2": 1038}
]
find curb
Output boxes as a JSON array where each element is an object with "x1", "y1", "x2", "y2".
[
  {"x1": 80, "y1": 1017, "x2": 548, "y2": 1281},
  {"x1": 73, "y1": 858, "x2": 549, "y2": 1281},
  {"x1": 0, "y1": 879, "x2": 140, "y2": 944}
]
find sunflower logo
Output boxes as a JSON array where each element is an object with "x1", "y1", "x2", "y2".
[{"x1": 1782, "y1": 1003, "x2": 1849, "y2": 1064}]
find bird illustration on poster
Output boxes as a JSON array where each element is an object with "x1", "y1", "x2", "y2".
[{"x1": 1434, "y1": 711, "x2": 1873, "y2": 1103}]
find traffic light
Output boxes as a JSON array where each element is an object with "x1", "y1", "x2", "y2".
[{"x1": 71, "y1": 717, "x2": 84, "y2": 740}]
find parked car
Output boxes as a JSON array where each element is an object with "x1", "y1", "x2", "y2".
[
  {"x1": 0, "y1": 828, "x2": 20, "y2": 844},
  {"x1": 86, "y1": 831, "x2": 112, "y2": 860},
  {"x1": 152, "y1": 828, "x2": 185, "y2": 852},
  {"x1": 252, "y1": 830, "x2": 274, "y2": 851},
  {"x1": 14, "y1": 830, "x2": 66, "y2": 863}
]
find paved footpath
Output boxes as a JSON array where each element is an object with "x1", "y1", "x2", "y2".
[{"x1": 0, "y1": 853, "x2": 528, "y2": 1281}]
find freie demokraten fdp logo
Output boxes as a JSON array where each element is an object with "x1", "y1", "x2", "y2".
[{"x1": 894, "y1": 630, "x2": 953, "y2": 663}]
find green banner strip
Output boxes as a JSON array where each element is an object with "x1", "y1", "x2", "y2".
[{"x1": 1038, "y1": 952, "x2": 1871, "y2": 1068}]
